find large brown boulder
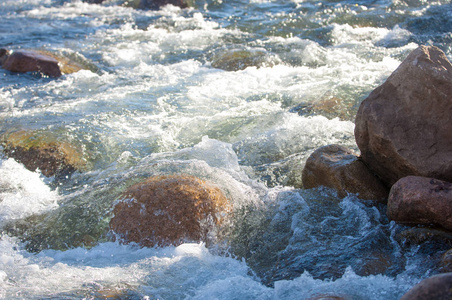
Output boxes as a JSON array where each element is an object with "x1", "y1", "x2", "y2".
[
  {"x1": 1, "y1": 130, "x2": 87, "y2": 177},
  {"x1": 0, "y1": 49, "x2": 84, "y2": 78},
  {"x1": 354, "y1": 45, "x2": 452, "y2": 187},
  {"x1": 387, "y1": 176, "x2": 452, "y2": 231},
  {"x1": 302, "y1": 144, "x2": 388, "y2": 201},
  {"x1": 400, "y1": 273, "x2": 452, "y2": 300},
  {"x1": 109, "y1": 175, "x2": 232, "y2": 247}
]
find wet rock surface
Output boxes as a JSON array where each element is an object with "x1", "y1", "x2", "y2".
[
  {"x1": 109, "y1": 175, "x2": 232, "y2": 247},
  {"x1": 290, "y1": 96, "x2": 354, "y2": 121},
  {"x1": 354, "y1": 45, "x2": 452, "y2": 187},
  {"x1": 440, "y1": 249, "x2": 452, "y2": 273},
  {"x1": 138, "y1": 0, "x2": 189, "y2": 9},
  {"x1": 0, "y1": 49, "x2": 62, "y2": 77},
  {"x1": 388, "y1": 176, "x2": 452, "y2": 231},
  {"x1": 400, "y1": 273, "x2": 452, "y2": 300},
  {"x1": 302, "y1": 144, "x2": 388, "y2": 201},
  {"x1": 1, "y1": 130, "x2": 87, "y2": 178},
  {"x1": 395, "y1": 226, "x2": 452, "y2": 247},
  {"x1": 0, "y1": 49, "x2": 86, "y2": 77},
  {"x1": 121, "y1": 0, "x2": 189, "y2": 9},
  {"x1": 211, "y1": 48, "x2": 280, "y2": 71}
]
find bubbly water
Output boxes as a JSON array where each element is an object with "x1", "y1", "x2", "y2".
[{"x1": 1, "y1": 0, "x2": 451, "y2": 299}]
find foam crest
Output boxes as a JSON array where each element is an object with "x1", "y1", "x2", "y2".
[
  {"x1": 96, "y1": 13, "x2": 229, "y2": 67},
  {"x1": 25, "y1": 1, "x2": 136, "y2": 21},
  {"x1": 188, "y1": 276, "x2": 273, "y2": 299},
  {"x1": 235, "y1": 114, "x2": 355, "y2": 166},
  {"x1": 273, "y1": 267, "x2": 418, "y2": 300},
  {"x1": 0, "y1": 238, "x2": 145, "y2": 298},
  {"x1": 0, "y1": 159, "x2": 59, "y2": 223},
  {"x1": 0, "y1": 239, "x2": 256, "y2": 299},
  {"x1": 330, "y1": 23, "x2": 416, "y2": 49},
  {"x1": 171, "y1": 136, "x2": 241, "y2": 171},
  {"x1": 138, "y1": 152, "x2": 266, "y2": 208},
  {"x1": 0, "y1": 234, "x2": 421, "y2": 300},
  {"x1": 0, "y1": 0, "x2": 51, "y2": 9}
]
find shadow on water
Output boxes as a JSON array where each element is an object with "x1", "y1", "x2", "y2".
[{"x1": 229, "y1": 187, "x2": 452, "y2": 287}]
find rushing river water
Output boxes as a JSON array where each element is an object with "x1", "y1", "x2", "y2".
[{"x1": 1, "y1": 0, "x2": 452, "y2": 299}]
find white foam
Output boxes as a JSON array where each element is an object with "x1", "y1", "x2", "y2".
[
  {"x1": 137, "y1": 154, "x2": 266, "y2": 208},
  {"x1": 25, "y1": 1, "x2": 136, "y2": 21},
  {"x1": 0, "y1": 158, "x2": 59, "y2": 223},
  {"x1": 0, "y1": 232, "x2": 421, "y2": 299},
  {"x1": 273, "y1": 267, "x2": 418, "y2": 300},
  {"x1": 1, "y1": 0, "x2": 52, "y2": 7},
  {"x1": 235, "y1": 114, "x2": 355, "y2": 165},
  {"x1": 0, "y1": 89, "x2": 15, "y2": 113},
  {"x1": 173, "y1": 136, "x2": 241, "y2": 171},
  {"x1": 330, "y1": 24, "x2": 392, "y2": 46},
  {"x1": 96, "y1": 13, "x2": 229, "y2": 67},
  {"x1": 188, "y1": 275, "x2": 273, "y2": 299},
  {"x1": 0, "y1": 239, "x2": 257, "y2": 299}
]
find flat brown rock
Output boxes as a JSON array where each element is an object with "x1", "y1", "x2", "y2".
[
  {"x1": 302, "y1": 144, "x2": 388, "y2": 201},
  {"x1": 387, "y1": 176, "x2": 452, "y2": 231},
  {"x1": 1, "y1": 50, "x2": 62, "y2": 77},
  {"x1": 109, "y1": 175, "x2": 232, "y2": 247},
  {"x1": 354, "y1": 45, "x2": 452, "y2": 186},
  {"x1": 0, "y1": 49, "x2": 85, "y2": 77}
]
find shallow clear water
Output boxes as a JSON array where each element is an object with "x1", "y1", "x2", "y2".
[{"x1": 0, "y1": 0, "x2": 451, "y2": 299}]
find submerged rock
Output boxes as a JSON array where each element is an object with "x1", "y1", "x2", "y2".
[
  {"x1": 123, "y1": 0, "x2": 189, "y2": 9},
  {"x1": 395, "y1": 226, "x2": 452, "y2": 247},
  {"x1": 307, "y1": 295, "x2": 347, "y2": 300},
  {"x1": 387, "y1": 176, "x2": 452, "y2": 231},
  {"x1": 354, "y1": 250, "x2": 393, "y2": 276},
  {"x1": 354, "y1": 45, "x2": 452, "y2": 187},
  {"x1": 440, "y1": 249, "x2": 452, "y2": 273},
  {"x1": 109, "y1": 175, "x2": 232, "y2": 247},
  {"x1": 211, "y1": 48, "x2": 280, "y2": 71},
  {"x1": 400, "y1": 273, "x2": 452, "y2": 300},
  {"x1": 302, "y1": 144, "x2": 388, "y2": 201},
  {"x1": 0, "y1": 49, "x2": 87, "y2": 77},
  {"x1": 1, "y1": 130, "x2": 87, "y2": 177},
  {"x1": 290, "y1": 96, "x2": 354, "y2": 121},
  {"x1": 84, "y1": 0, "x2": 190, "y2": 9}
]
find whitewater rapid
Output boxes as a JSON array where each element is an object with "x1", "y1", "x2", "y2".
[{"x1": 1, "y1": 0, "x2": 451, "y2": 298}]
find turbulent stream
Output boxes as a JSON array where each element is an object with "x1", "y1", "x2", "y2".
[{"x1": 1, "y1": 0, "x2": 452, "y2": 299}]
